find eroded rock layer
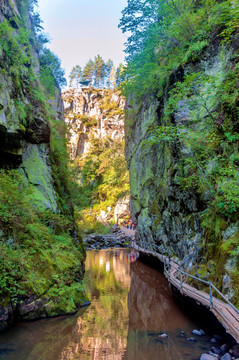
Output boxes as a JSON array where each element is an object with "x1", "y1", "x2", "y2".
[{"x1": 62, "y1": 88, "x2": 125, "y2": 159}]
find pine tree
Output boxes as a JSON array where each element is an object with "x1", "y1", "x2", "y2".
[
  {"x1": 82, "y1": 59, "x2": 94, "y2": 86},
  {"x1": 105, "y1": 59, "x2": 114, "y2": 88},
  {"x1": 93, "y1": 55, "x2": 106, "y2": 88},
  {"x1": 116, "y1": 63, "x2": 125, "y2": 87},
  {"x1": 69, "y1": 65, "x2": 82, "y2": 88}
]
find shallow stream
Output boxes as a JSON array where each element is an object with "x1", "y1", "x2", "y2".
[{"x1": 0, "y1": 248, "x2": 221, "y2": 359}]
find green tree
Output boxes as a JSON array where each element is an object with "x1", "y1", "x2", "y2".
[
  {"x1": 93, "y1": 55, "x2": 106, "y2": 88},
  {"x1": 118, "y1": 0, "x2": 160, "y2": 60},
  {"x1": 69, "y1": 65, "x2": 82, "y2": 88},
  {"x1": 105, "y1": 59, "x2": 114, "y2": 88},
  {"x1": 82, "y1": 59, "x2": 94, "y2": 85},
  {"x1": 39, "y1": 48, "x2": 67, "y2": 92},
  {"x1": 116, "y1": 63, "x2": 125, "y2": 87}
]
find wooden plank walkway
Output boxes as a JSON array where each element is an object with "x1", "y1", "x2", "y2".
[{"x1": 130, "y1": 243, "x2": 239, "y2": 344}]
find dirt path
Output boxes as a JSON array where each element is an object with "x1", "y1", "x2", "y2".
[{"x1": 120, "y1": 226, "x2": 135, "y2": 237}]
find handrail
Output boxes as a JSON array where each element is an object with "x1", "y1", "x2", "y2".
[{"x1": 133, "y1": 242, "x2": 239, "y2": 316}]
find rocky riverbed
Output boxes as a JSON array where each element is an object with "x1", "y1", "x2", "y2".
[
  {"x1": 198, "y1": 334, "x2": 239, "y2": 360},
  {"x1": 83, "y1": 225, "x2": 134, "y2": 250}
]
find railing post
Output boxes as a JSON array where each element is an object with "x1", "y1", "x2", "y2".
[
  {"x1": 209, "y1": 282, "x2": 213, "y2": 309},
  {"x1": 180, "y1": 271, "x2": 183, "y2": 293}
]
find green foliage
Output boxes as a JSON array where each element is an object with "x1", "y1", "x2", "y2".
[
  {"x1": 71, "y1": 138, "x2": 129, "y2": 235},
  {"x1": 69, "y1": 65, "x2": 82, "y2": 88},
  {"x1": 81, "y1": 59, "x2": 94, "y2": 85},
  {"x1": 78, "y1": 115, "x2": 98, "y2": 129},
  {"x1": 0, "y1": 170, "x2": 35, "y2": 233},
  {"x1": 93, "y1": 54, "x2": 106, "y2": 88},
  {"x1": 99, "y1": 92, "x2": 124, "y2": 117},
  {"x1": 0, "y1": 19, "x2": 31, "y2": 91},
  {"x1": 50, "y1": 121, "x2": 73, "y2": 215},
  {"x1": 39, "y1": 48, "x2": 66, "y2": 93},
  {"x1": 0, "y1": 170, "x2": 86, "y2": 308},
  {"x1": 0, "y1": 243, "x2": 25, "y2": 304},
  {"x1": 69, "y1": 57, "x2": 125, "y2": 89},
  {"x1": 120, "y1": 0, "x2": 239, "y2": 100},
  {"x1": 120, "y1": 0, "x2": 239, "y2": 302}
]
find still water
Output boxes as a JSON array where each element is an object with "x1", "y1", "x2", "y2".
[{"x1": 0, "y1": 248, "x2": 215, "y2": 360}]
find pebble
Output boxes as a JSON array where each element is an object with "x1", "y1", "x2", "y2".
[
  {"x1": 192, "y1": 329, "x2": 203, "y2": 336},
  {"x1": 211, "y1": 338, "x2": 217, "y2": 343},
  {"x1": 186, "y1": 337, "x2": 197, "y2": 342},
  {"x1": 158, "y1": 332, "x2": 168, "y2": 338},
  {"x1": 180, "y1": 330, "x2": 185, "y2": 337},
  {"x1": 211, "y1": 347, "x2": 221, "y2": 355}
]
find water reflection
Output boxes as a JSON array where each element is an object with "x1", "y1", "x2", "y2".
[
  {"x1": 75, "y1": 249, "x2": 138, "y2": 359},
  {"x1": 0, "y1": 249, "x2": 213, "y2": 360},
  {"x1": 124, "y1": 261, "x2": 209, "y2": 360}
]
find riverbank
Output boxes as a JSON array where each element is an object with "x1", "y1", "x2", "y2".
[{"x1": 83, "y1": 225, "x2": 135, "y2": 250}]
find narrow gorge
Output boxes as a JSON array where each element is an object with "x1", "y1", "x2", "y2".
[
  {"x1": 0, "y1": 0, "x2": 239, "y2": 357},
  {"x1": 62, "y1": 87, "x2": 130, "y2": 234}
]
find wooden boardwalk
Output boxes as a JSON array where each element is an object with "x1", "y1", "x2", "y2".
[{"x1": 130, "y1": 243, "x2": 239, "y2": 344}]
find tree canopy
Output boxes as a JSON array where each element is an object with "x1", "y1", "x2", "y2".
[
  {"x1": 119, "y1": 0, "x2": 239, "y2": 99},
  {"x1": 69, "y1": 56, "x2": 124, "y2": 89}
]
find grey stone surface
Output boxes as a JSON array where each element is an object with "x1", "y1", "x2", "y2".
[
  {"x1": 200, "y1": 354, "x2": 218, "y2": 360},
  {"x1": 21, "y1": 143, "x2": 58, "y2": 211},
  {"x1": 125, "y1": 42, "x2": 237, "y2": 286}
]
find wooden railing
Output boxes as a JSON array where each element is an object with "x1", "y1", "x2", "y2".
[{"x1": 132, "y1": 240, "x2": 239, "y2": 343}]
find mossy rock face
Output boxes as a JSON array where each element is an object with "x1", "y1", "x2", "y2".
[
  {"x1": 0, "y1": 1, "x2": 86, "y2": 331},
  {"x1": 0, "y1": 73, "x2": 21, "y2": 133},
  {"x1": 21, "y1": 143, "x2": 58, "y2": 211},
  {"x1": 126, "y1": 42, "x2": 239, "y2": 285},
  {"x1": 17, "y1": 282, "x2": 89, "y2": 321}
]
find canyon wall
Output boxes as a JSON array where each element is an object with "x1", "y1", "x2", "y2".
[
  {"x1": 126, "y1": 36, "x2": 239, "y2": 305},
  {"x1": 62, "y1": 88, "x2": 125, "y2": 159},
  {"x1": 0, "y1": 0, "x2": 86, "y2": 330}
]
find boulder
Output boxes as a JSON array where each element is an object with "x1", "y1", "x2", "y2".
[
  {"x1": 114, "y1": 195, "x2": 130, "y2": 223},
  {"x1": 200, "y1": 354, "x2": 218, "y2": 360}
]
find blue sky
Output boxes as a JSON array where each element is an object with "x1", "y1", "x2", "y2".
[{"x1": 37, "y1": 0, "x2": 128, "y2": 83}]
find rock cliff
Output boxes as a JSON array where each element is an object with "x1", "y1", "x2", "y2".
[
  {"x1": 0, "y1": 0, "x2": 86, "y2": 330},
  {"x1": 62, "y1": 88, "x2": 130, "y2": 230},
  {"x1": 62, "y1": 88, "x2": 125, "y2": 159},
  {"x1": 126, "y1": 37, "x2": 239, "y2": 305}
]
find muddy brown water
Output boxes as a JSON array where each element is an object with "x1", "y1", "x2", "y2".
[{"x1": 0, "y1": 248, "x2": 221, "y2": 359}]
